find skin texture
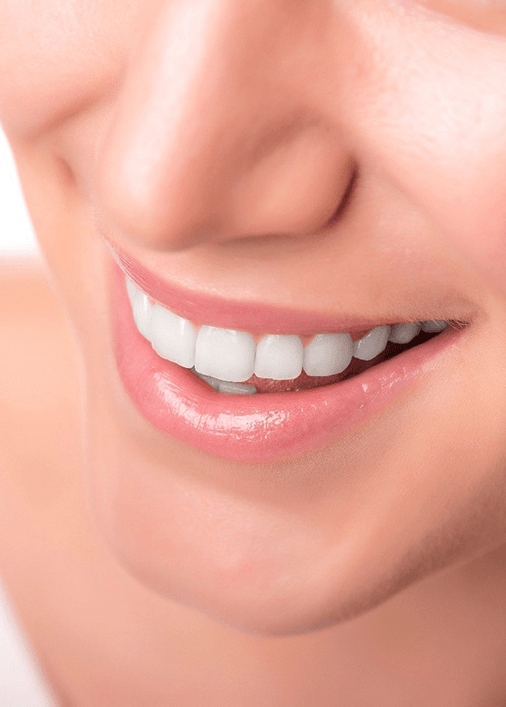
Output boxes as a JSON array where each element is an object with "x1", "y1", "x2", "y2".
[{"x1": 2, "y1": 0, "x2": 506, "y2": 704}]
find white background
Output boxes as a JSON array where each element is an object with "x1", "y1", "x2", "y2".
[{"x1": 0, "y1": 126, "x2": 39, "y2": 255}]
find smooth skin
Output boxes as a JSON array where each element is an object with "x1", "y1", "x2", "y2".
[{"x1": 2, "y1": 1, "x2": 506, "y2": 704}]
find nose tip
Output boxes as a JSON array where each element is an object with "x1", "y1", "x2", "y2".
[{"x1": 96, "y1": 0, "x2": 355, "y2": 252}]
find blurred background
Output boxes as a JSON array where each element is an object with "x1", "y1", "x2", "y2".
[{"x1": 0, "y1": 126, "x2": 39, "y2": 256}]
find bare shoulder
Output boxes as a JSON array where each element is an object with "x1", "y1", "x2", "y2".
[{"x1": 0, "y1": 258, "x2": 82, "y2": 506}]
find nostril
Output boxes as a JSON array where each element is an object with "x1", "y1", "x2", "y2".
[
  {"x1": 324, "y1": 165, "x2": 358, "y2": 229},
  {"x1": 231, "y1": 127, "x2": 356, "y2": 240}
]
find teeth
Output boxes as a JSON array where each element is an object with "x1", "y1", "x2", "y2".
[
  {"x1": 303, "y1": 333, "x2": 353, "y2": 376},
  {"x1": 127, "y1": 278, "x2": 154, "y2": 340},
  {"x1": 195, "y1": 326, "x2": 256, "y2": 382},
  {"x1": 353, "y1": 325, "x2": 391, "y2": 361},
  {"x1": 151, "y1": 303, "x2": 197, "y2": 369},
  {"x1": 420, "y1": 320, "x2": 448, "y2": 333},
  {"x1": 132, "y1": 288, "x2": 154, "y2": 340},
  {"x1": 194, "y1": 370, "x2": 256, "y2": 395},
  {"x1": 254, "y1": 335, "x2": 304, "y2": 380},
  {"x1": 388, "y1": 322, "x2": 421, "y2": 344},
  {"x1": 126, "y1": 277, "x2": 138, "y2": 308},
  {"x1": 216, "y1": 380, "x2": 257, "y2": 395},
  {"x1": 194, "y1": 370, "x2": 221, "y2": 391},
  {"x1": 125, "y1": 276, "x2": 451, "y2": 391}
]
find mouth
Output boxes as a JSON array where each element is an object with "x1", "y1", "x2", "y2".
[
  {"x1": 126, "y1": 273, "x2": 454, "y2": 395},
  {"x1": 107, "y1": 248, "x2": 469, "y2": 463}
]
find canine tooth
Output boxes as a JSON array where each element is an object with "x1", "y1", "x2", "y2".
[
  {"x1": 353, "y1": 325, "x2": 391, "y2": 361},
  {"x1": 132, "y1": 290, "x2": 154, "y2": 341},
  {"x1": 195, "y1": 326, "x2": 256, "y2": 382},
  {"x1": 303, "y1": 333, "x2": 353, "y2": 376},
  {"x1": 420, "y1": 320, "x2": 448, "y2": 333},
  {"x1": 217, "y1": 380, "x2": 257, "y2": 395},
  {"x1": 254, "y1": 335, "x2": 303, "y2": 380},
  {"x1": 151, "y1": 304, "x2": 197, "y2": 368},
  {"x1": 388, "y1": 322, "x2": 422, "y2": 344}
]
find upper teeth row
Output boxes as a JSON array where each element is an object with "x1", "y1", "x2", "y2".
[{"x1": 126, "y1": 276, "x2": 448, "y2": 384}]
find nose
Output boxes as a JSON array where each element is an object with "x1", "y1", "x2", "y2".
[{"x1": 97, "y1": 0, "x2": 355, "y2": 251}]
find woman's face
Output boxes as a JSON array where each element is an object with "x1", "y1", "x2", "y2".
[{"x1": 2, "y1": 0, "x2": 506, "y2": 635}]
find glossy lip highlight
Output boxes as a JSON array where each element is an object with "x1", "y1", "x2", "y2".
[{"x1": 109, "y1": 257, "x2": 468, "y2": 463}]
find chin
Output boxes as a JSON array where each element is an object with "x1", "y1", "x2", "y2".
[{"x1": 85, "y1": 427, "x2": 504, "y2": 638}]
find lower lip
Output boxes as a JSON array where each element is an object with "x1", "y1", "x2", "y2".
[{"x1": 109, "y1": 260, "x2": 466, "y2": 464}]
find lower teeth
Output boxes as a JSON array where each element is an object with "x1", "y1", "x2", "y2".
[{"x1": 193, "y1": 370, "x2": 257, "y2": 395}]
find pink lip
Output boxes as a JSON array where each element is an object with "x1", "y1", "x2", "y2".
[
  {"x1": 105, "y1": 239, "x2": 396, "y2": 336},
  {"x1": 108, "y1": 257, "x2": 467, "y2": 463}
]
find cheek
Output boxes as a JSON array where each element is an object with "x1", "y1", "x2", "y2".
[
  {"x1": 411, "y1": 0, "x2": 506, "y2": 34},
  {"x1": 348, "y1": 8, "x2": 506, "y2": 289},
  {"x1": 0, "y1": 0, "x2": 129, "y2": 136}
]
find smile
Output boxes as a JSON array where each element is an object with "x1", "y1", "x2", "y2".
[
  {"x1": 126, "y1": 275, "x2": 450, "y2": 396},
  {"x1": 108, "y1": 249, "x2": 468, "y2": 463}
]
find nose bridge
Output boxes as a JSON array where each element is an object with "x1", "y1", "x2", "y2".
[{"x1": 97, "y1": 0, "x2": 351, "y2": 250}]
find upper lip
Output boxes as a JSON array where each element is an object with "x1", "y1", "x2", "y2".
[{"x1": 104, "y1": 237, "x2": 472, "y2": 336}]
